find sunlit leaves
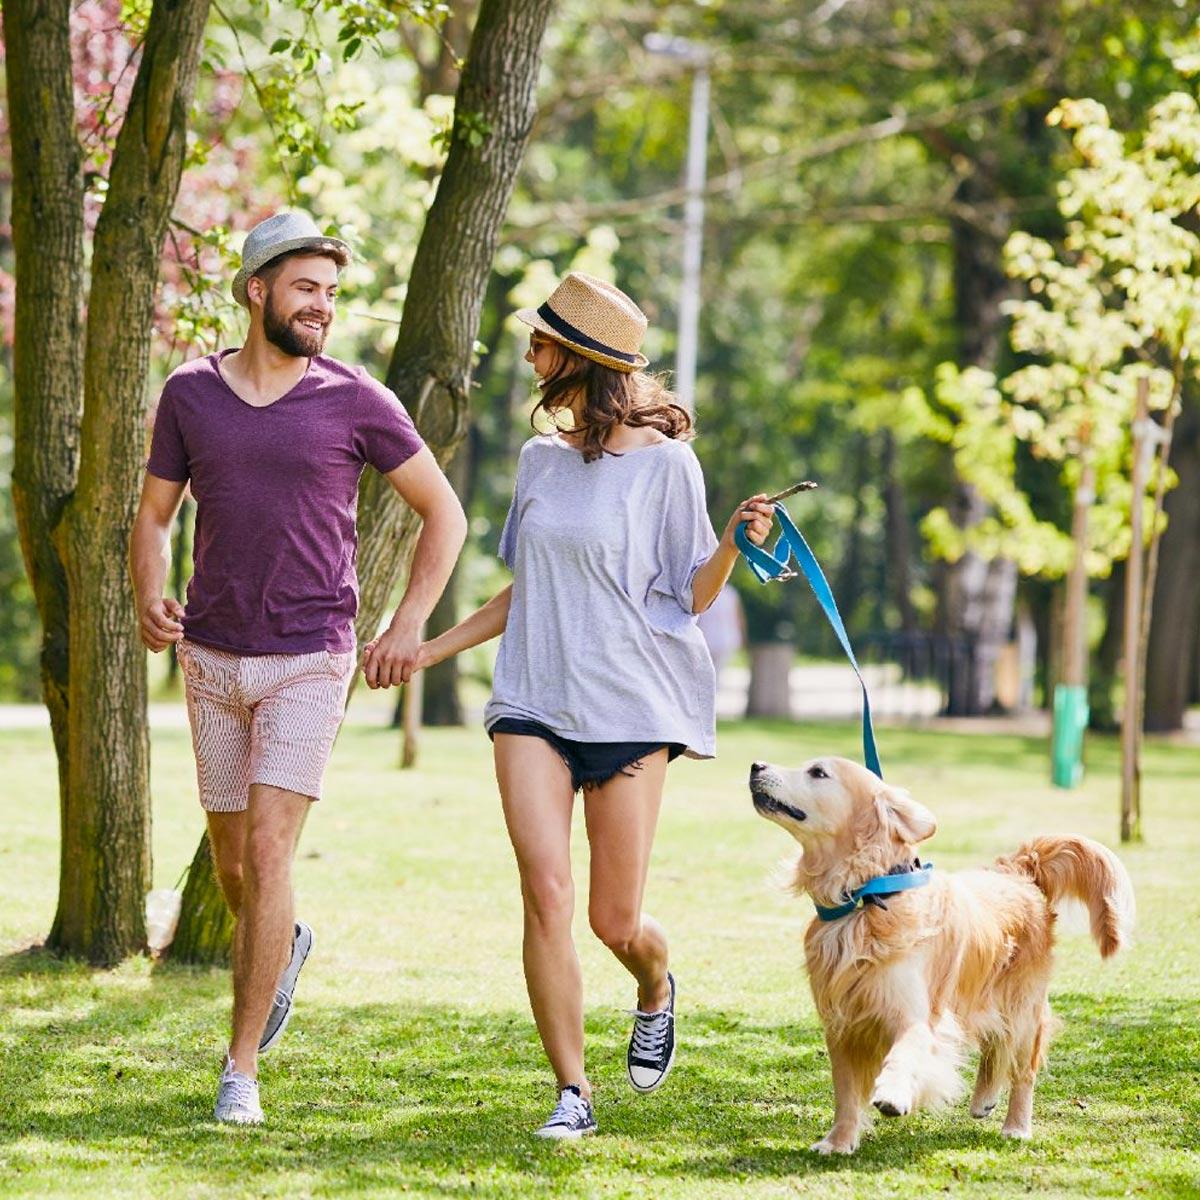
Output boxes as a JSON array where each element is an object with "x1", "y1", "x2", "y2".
[{"x1": 923, "y1": 92, "x2": 1198, "y2": 579}]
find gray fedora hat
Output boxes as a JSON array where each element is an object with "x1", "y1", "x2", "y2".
[{"x1": 232, "y1": 211, "x2": 352, "y2": 308}]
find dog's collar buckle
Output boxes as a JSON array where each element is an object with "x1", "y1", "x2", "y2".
[{"x1": 814, "y1": 861, "x2": 934, "y2": 922}]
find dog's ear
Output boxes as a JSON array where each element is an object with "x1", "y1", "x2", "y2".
[{"x1": 874, "y1": 784, "x2": 937, "y2": 845}]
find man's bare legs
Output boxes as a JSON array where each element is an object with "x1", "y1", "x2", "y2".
[{"x1": 208, "y1": 784, "x2": 309, "y2": 1077}]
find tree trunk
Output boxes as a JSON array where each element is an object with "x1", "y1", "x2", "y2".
[
  {"x1": 881, "y1": 431, "x2": 918, "y2": 634},
  {"x1": 940, "y1": 483, "x2": 1018, "y2": 715},
  {"x1": 172, "y1": 0, "x2": 555, "y2": 964},
  {"x1": 939, "y1": 164, "x2": 1019, "y2": 715},
  {"x1": 1090, "y1": 563, "x2": 1124, "y2": 732},
  {"x1": 746, "y1": 644, "x2": 794, "y2": 718},
  {"x1": 351, "y1": 0, "x2": 555, "y2": 655},
  {"x1": 423, "y1": 442, "x2": 472, "y2": 726},
  {"x1": 170, "y1": 831, "x2": 235, "y2": 966},
  {"x1": 51, "y1": 0, "x2": 212, "y2": 963},
  {"x1": 834, "y1": 435, "x2": 869, "y2": 635},
  {"x1": 1144, "y1": 384, "x2": 1200, "y2": 731},
  {"x1": 2, "y1": 0, "x2": 86, "y2": 933}
]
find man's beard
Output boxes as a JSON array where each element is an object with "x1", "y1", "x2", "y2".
[{"x1": 263, "y1": 290, "x2": 329, "y2": 357}]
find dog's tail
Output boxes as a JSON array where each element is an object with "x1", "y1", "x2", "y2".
[{"x1": 999, "y1": 836, "x2": 1134, "y2": 958}]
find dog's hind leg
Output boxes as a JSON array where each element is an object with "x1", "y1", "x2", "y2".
[
  {"x1": 812, "y1": 1034, "x2": 874, "y2": 1155},
  {"x1": 1001, "y1": 997, "x2": 1051, "y2": 1140},
  {"x1": 970, "y1": 1039, "x2": 1005, "y2": 1118}
]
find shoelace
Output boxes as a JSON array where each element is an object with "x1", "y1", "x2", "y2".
[
  {"x1": 221, "y1": 1069, "x2": 259, "y2": 1112},
  {"x1": 545, "y1": 1090, "x2": 588, "y2": 1128},
  {"x1": 628, "y1": 1006, "x2": 674, "y2": 1060}
]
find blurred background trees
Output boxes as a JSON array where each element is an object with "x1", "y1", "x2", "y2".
[{"x1": 2, "y1": 0, "x2": 1198, "y2": 959}]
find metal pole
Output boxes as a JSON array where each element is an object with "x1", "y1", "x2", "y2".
[{"x1": 676, "y1": 62, "x2": 709, "y2": 415}]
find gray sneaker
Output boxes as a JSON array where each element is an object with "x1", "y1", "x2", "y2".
[
  {"x1": 214, "y1": 1058, "x2": 263, "y2": 1125},
  {"x1": 534, "y1": 1086, "x2": 597, "y2": 1139},
  {"x1": 259, "y1": 921, "x2": 314, "y2": 1053}
]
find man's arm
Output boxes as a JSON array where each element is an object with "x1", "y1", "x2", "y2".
[
  {"x1": 362, "y1": 446, "x2": 468, "y2": 689},
  {"x1": 130, "y1": 473, "x2": 189, "y2": 651}
]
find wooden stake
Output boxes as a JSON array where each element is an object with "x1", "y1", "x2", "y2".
[
  {"x1": 1120, "y1": 378, "x2": 1151, "y2": 842},
  {"x1": 1062, "y1": 453, "x2": 1094, "y2": 689}
]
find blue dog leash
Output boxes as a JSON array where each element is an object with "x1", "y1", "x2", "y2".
[{"x1": 734, "y1": 502, "x2": 883, "y2": 780}]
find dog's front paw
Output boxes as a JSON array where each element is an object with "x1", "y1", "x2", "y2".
[
  {"x1": 870, "y1": 1082, "x2": 913, "y2": 1118},
  {"x1": 811, "y1": 1132, "x2": 858, "y2": 1155}
]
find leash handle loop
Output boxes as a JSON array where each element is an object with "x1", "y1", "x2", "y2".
[{"x1": 735, "y1": 503, "x2": 882, "y2": 779}]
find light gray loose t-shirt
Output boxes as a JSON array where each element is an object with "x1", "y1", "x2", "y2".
[{"x1": 484, "y1": 433, "x2": 720, "y2": 758}]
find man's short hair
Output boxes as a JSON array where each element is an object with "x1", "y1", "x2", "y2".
[{"x1": 252, "y1": 245, "x2": 350, "y2": 291}]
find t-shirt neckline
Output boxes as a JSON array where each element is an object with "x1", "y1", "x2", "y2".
[
  {"x1": 548, "y1": 431, "x2": 672, "y2": 457},
  {"x1": 212, "y1": 347, "x2": 315, "y2": 411}
]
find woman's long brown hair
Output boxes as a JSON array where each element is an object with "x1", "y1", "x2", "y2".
[{"x1": 532, "y1": 342, "x2": 693, "y2": 462}]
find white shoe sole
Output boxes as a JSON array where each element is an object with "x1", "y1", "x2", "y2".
[
  {"x1": 534, "y1": 1124, "x2": 597, "y2": 1139},
  {"x1": 628, "y1": 1041, "x2": 676, "y2": 1093},
  {"x1": 214, "y1": 1106, "x2": 263, "y2": 1125}
]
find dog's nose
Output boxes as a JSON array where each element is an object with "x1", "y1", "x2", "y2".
[{"x1": 750, "y1": 762, "x2": 768, "y2": 775}]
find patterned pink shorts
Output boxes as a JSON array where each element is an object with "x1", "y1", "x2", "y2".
[{"x1": 178, "y1": 638, "x2": 356, "y2": 812}]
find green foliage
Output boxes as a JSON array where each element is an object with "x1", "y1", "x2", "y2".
[{"x1": 922, "y1": 91, "x2": 1200, "y2": 579}]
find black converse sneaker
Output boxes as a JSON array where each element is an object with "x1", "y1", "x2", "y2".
[
  {"x1": 259, "y1": 921, "x2": 314, "y2": 1053},
  {"x1": 534, "y1": 1085, "x2": 598, "y2": 1139},
  {"x1": 627, "y1": 971, "x2": 676, "y2": 1092}
]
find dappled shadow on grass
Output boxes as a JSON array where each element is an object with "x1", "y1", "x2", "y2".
[{"x1": 0, "y1": 955, "x2": 1196, "y2": 1195}]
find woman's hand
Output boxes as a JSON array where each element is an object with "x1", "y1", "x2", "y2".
[
  {"x1": 720, "y1": 494, "x2": 774, "y2": 550},
  {"x1": 362, "y1": 621, "x2": 426, "y2": 689}
]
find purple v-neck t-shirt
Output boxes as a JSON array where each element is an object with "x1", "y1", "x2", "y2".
[{"x1": 146, "y1": 350, "x2": 424, "y2": 656}]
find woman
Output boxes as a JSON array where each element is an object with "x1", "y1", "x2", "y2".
[{"x1": 377, "y1": 272, "x2": 772, "y2": 1138}]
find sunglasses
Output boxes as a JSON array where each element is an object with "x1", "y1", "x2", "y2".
[{"x1": 528, "y1": 333, "x2": 553, "y2": 352}]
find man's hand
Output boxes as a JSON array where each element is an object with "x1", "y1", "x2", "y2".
[
  {"x1": 362, "y1": 620, "x2": 424, "y2": 689},
  {"x1": 140, "y1": 597, "x2": 186, "y2": 652}
]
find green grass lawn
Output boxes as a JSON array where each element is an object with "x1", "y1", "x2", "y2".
[{"x1": 1, "y1": 713, "x2": 1198, "y2": 1198}]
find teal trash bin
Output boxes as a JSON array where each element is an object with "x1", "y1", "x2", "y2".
[{"x1": 1051, "y1": 684, "x2": 1089, "y2": 789}]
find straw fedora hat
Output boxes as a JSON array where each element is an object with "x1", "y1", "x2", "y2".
[
  {"x1": 232, "y1": 211, "x2": 352, "y2": 308},
  {"x1": 516, "y1": 272, "x2": 649, "y2": 372}
]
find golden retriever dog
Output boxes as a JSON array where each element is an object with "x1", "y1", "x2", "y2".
[{"x1": 749, "y1": 755, "x2": 1134, "y2": 1155}]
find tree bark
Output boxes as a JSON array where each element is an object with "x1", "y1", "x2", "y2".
[
  {"x1": 1144, "y1": 384, "x2": 1200, "y2": 731},
  {"x1": 172, "y1": 0, "x2": 555, "y2": 964},
  {"x1": 937, "y1": 151, "x2": 1020, "y2": 715},
  {"x1": 2, "y1": 0, "x2": 86, "y2": 923},
  {"x1": 422, "y1": 442, "x2": 472, "y2": 726},
  {"x1": 352, "y1": 0, "x2": 555, "y2": 655},
  {"x1": 170, "y1": 831, "x2": 235, "y2": 966},
  {"x1": 1090, "y1": 563, "x2": 1124, "y2": 732},
  {"x1": 881, "y1": 431, "x2": 918, "y2": 633},
  {"x1": 50, "y1": 0, "x2": 212, "y2": 963}
]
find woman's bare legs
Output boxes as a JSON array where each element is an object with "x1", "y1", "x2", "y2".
[
  {"x1": 494, "y1": 734, "x2": 589, "y2": 1095},
  {"x1": 584, "y1": 749, "x2": 671, "y2": 1012}
]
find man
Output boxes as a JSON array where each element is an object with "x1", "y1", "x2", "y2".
[{"x1": 130, "y1": 211, "x2": 467, "y2": 1124}]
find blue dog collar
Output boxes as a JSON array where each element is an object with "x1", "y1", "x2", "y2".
[{"x1": 814, "y1": 862, "x2": 934, "y2": 922}]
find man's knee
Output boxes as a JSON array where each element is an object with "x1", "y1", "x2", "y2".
[{"x1": 244, "y1": 824, "x2": 294, "y2": 891}]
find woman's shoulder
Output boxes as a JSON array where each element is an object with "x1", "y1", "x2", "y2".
[
  {"x1": 656, "y1": 435, "x2": 702, "y2": 469},
  {"x1": 517, "y1": 432, "x2": 561, "y2": 459}
]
